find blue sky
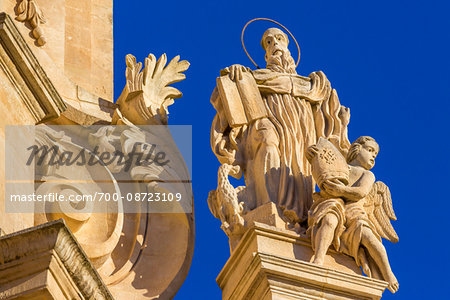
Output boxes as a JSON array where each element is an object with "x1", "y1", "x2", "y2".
[{"x1": 114, "y1": 1, "x2": 450, "y2": 299}]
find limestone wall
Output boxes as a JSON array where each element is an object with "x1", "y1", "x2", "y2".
[{"x1": 0, "y1": 0, "x2": 113, "y2": 101}]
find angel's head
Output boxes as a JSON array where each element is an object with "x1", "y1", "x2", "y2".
[{"x1": 347, "y1": 136, "x2": 379, "y2": 170}]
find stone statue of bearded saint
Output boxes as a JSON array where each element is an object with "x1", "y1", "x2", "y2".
[{"x1": 210, "y1": 27, "x2": 351, "y2": 228}]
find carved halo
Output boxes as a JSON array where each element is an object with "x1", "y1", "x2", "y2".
[{"x1": 241, "y1": 18, "x2": 301, "y2": 69}]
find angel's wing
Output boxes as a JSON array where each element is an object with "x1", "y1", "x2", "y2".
[{"x1": 364, "y1": 181, "x2": 399, "y2": 243}]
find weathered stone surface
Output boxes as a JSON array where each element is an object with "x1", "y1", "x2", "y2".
[
  {"x1": 1, "y1": 0, "x2": 113, "y2": 102},
  {"x1": 0, "y1": 13, "x2": 66, "y2": 123}
]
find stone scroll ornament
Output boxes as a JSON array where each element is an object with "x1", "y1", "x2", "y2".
[
  {"x1": 33, "y1": 53, "x2": 193, "y2": 299},
  {"x1": 208, "y1": 18, "x2": 398, "y2": 293},
  {"x1": 15, "y1": 0, "x2": 46, "y2": 46}
]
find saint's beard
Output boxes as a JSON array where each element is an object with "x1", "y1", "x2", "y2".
[{"x1": 266, "y1": 49, "x2": 297, "y2": 74}]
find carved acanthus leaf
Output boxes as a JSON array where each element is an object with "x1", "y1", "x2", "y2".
[
  {"x1": 124, "y1": 53, "x2": 190, "y2": 120},
  {"x1": 125, "y1": 55, "x2": 143, "y2": 92}
]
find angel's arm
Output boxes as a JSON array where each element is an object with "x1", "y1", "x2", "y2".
[{"x1": 322, "y1": 170, "x2": 375, "y2": 201}]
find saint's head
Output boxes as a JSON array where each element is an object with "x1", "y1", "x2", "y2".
[{"x1": 261, "y1": 28, "x2": 296, "y2": 74}]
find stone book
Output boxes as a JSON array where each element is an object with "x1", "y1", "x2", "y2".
[{"x1": 216, "y1": 72, "x2": 267, "y2": 127}]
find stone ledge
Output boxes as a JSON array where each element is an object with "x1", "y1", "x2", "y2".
[
  {"x1": 0, "y1": 219, "x2": 113, "y2": 299},
  {"x1": 256, "y1": 252, "x2": 387, "y2": 299}
]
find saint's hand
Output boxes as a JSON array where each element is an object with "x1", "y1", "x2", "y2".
[
  {"x1": 220, "y1": 64, "x2": 251, "y2": 81},
  {"x1": 322, "y1": 179, "x2": 348, "y2": 198}
]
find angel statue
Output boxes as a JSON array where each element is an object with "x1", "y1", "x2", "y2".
[{"x1": 306, "y1": 136, "x2": 399, "y2": 293}]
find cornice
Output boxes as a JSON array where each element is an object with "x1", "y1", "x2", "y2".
[{"x1": 0, "y1": 219, "x2": 113, "y2": 300}]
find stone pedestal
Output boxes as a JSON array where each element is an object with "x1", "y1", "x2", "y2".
[
  {"x1": 0, "y1": 219, "x2": 112, "y2": 299},
  {"x1": 218, "y1": 223, "x2": 388, "y2": 300}
]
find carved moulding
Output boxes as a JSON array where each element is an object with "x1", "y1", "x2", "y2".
[{"x1": 0, "y1": 13, "x2": 65, "y2": 123}]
